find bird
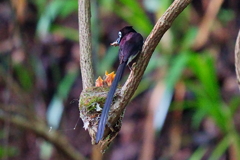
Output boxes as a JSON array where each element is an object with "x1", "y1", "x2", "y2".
[{"x1": 96, "y1": 26, "x2": 143, "y2": 143}]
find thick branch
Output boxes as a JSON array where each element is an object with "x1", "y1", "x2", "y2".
[
  {"x1": 109, "y1": 0, "x2": 192, "y2": 130},
  {"x1": 121, "y1": 0, "x2": 192, "y2": 112},
  {"x1": 79, "y1": 0, "x2": 94, "y2": 89},
  {"x1": 235, "y1": 29, "x2": 240, "y2": 90}
]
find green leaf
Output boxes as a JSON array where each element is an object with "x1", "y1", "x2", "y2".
[
  {"x1": 58, "y1": 1, "x2": 78, "y2": 18},
  {"x1": 209, "y1": 136, "x2": 229, "y2": 160},
  {"x1": 112, "y1": 0, "x2": 153, "y2": 36},
  {"x1": 188, "y1": 53, "x2": 220, "y2": 101},
  {"x1": 189, "y1": 146, "x2": 207, "y2": 160},
  {"x1": 98, "y1": 47, "x2": 119, "y2": 75},
  {"x1": 37, "y1": 1, "x2": 68, "y2": 37},
  {"x1": 0, "y1": 146, "x2": 18, "y2": 158},
  {"x1": 57, "y1": 69, "x2": 79, "y2": 99},
  {"x1": 47, "y1": 68, "x2": 79, "y2": 128},
  {"x1": 181, "y1": 27, "x2": 198, "y2": 50},
  {"x1": 51, "y1": 25, "x2": 79, "y2": 41},
  {"x1": 165, "y1": 51, "x2": 190, "y2": 90},
  {"x1": 14, "y1": 64, "x2": 33, "y2": 90}
]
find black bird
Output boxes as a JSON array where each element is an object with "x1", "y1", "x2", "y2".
[{"x1": 96, "y1": 26, "x2": 143, "y2": 143}]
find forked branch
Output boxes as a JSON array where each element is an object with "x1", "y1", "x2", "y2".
[{"x1": 78, "y1": 0, "x2": 192, "y2": 151}]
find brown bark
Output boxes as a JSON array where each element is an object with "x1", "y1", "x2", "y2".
[
  {"x1": 79, "y1": 0, "x2": 94, "y2": 89},
  {"x1": 235, "y1": 29, "x2": 240, "y2": 90}
]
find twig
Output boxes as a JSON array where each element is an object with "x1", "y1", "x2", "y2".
[{"x1": 79, "y1": 0, "x2": 94, "y2": 89}]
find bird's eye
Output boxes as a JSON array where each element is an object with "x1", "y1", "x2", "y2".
[{"x1": 118, "y1": 31, "x2": 122, "y2": 38}]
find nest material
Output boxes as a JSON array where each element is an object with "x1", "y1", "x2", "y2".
[{"x1": 79, "y1": 86, "x2": 124, "y2": 152}]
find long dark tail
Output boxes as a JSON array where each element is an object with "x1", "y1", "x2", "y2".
[{"x1": 96, "y1": 62, "x2": 127, "y2": 143}]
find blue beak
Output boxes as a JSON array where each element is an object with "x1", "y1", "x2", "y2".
[{"x1": 111, "y1": 37, "x2": 121, "y2": 46}]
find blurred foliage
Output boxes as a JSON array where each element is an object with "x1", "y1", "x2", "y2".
[
  {"x1": 0, "y1": 146, "x2": 18, "y2": 159},
  {"x1": 0, "y1": 131, "x2": 18, "y2": 158},
  {"x1": 35, "y1": 0, "x2": 78, "y2": 38},
  {"x1": 1, "y1": 0, "x2": 240, "y2": 159},
  {"x1": 185, "y1": 53, "x2": 240, "y2": 159}
]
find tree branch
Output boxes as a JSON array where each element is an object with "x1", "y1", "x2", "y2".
[
  {"x1": 235, "y1": 29, "x2": 240, "y2": 90},
  {"x1": 107, "y1": 0, "x2": 193, "y2": 129},
  {"x1": 120, "y1": 0, "x2": 192, "y2": 108},
  {"x1": 79, "y1": 0, "x2": 94, "y2": 89},
  {"x1": 79, "y1": 0, "x2": 192, "y2": 152},
  {"x1": 0, "y1": 114, "x2": 86, "y2": 160}
]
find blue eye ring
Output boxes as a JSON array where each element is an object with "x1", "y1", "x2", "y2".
[{"x1": 118, "y1": 31, "x2": 122, "y2": 38}]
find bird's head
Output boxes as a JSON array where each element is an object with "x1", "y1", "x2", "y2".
[{"x1": 110, "y1": 26, "x2": 136, "y2": 46}]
